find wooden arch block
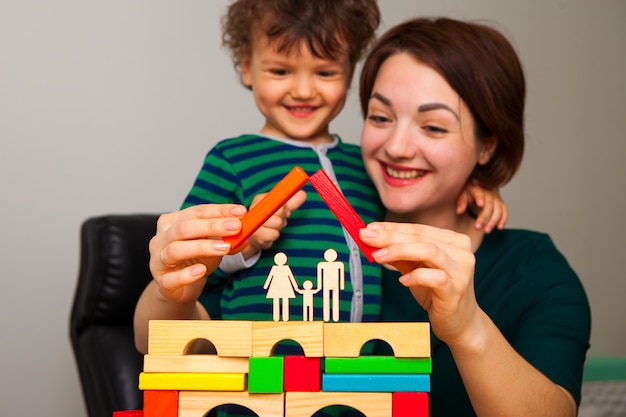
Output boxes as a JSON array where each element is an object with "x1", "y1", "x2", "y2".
[{"x1": 323, "y1": 322, "x2": 430, "y2": 358}]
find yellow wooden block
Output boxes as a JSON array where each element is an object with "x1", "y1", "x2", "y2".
[
  {"x1": 138, "y1": 372, "x2": 246, "y2": 391},
  {"x1": 252, "y1": 321, "x2": 324, "y2": 357},
  {"x1": 178, "y1": 391, "x2": 284, "y2": 417},
  {"x1": 143, "y1": 354, "x2": 249, "y2": 373},
  {"x1": 285, "y1": 392, "x2": 391, "y2": 417},
  {"x1": 323, "y1": 322, "x2": 431, "y2": 358},
  {"x1": 148, "y1": 320, "x2": 252, "y2": 357}
]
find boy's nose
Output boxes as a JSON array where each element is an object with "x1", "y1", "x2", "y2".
[{"x1": 290, "y1": 76, "x2": 315, "y2": 99}]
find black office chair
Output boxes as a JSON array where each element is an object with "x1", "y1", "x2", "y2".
[{"x1": 70, "y1": 214, "x2": 159, "y2": 417}]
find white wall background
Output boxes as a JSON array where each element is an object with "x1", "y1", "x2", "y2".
[{"x1": 1, "y1": 1, "x2": 624, "y2": 416}]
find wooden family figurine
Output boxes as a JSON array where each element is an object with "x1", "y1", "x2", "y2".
[{"x1": 263, "y1": 249, "x2": 344, "y2": 322}]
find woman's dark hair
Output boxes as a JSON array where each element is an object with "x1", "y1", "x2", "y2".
[{"x1": 360, "y1": 17, "x2": 526, "y2": 188}]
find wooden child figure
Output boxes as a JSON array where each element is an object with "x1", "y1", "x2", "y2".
[{"x1": 296, "y1": 280, "x2": 322, "y2": 321}]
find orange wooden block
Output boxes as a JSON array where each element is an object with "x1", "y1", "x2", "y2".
[
  {"x1": 309, "y1": 169, "x2": 376, "y2": 261},
  {"x1": 144, "y1": 390, "x2": 178, "y2": 417},
  {"x1": 224, "y1": 166, "x2": 309, "y2": 251}
]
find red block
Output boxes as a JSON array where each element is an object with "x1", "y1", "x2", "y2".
[
  {"x1": 112, "y1": 411, "x2": 143, "y2": 417},
  {"x1": 309, "y1": 169, "x2": 376, "y2": 261},
  {"x1": 284, "y1": 355, "x2": 321, "y2": 392},
  {"x1": 392, "y1": 392, "x2": 429, "y2": 417},
  {"x1": 143, "y1": 390, "x2": 178, "y2": 417}
]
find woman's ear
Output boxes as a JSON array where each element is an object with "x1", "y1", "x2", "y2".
[{"x1": 478, "y1": 136, "x2": 497, "y2": 165}]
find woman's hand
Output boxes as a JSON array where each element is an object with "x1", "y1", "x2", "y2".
[
  {"x1": 360, "y1": 222, "x2": 481, "y2": 347},
  {"x1": 150, "y1": 203, "x2": 246, "y2": 304}
]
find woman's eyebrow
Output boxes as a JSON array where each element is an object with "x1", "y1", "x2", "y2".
[
  {"x1": 371, "y1": 92, "x2": 459, "y2": 121},
  {"x1": 370, "y1": 92, "x2": 391, "y2": 107},
  {"x1": 418, "y1": 103, "x2": 459, "y2": 120}
]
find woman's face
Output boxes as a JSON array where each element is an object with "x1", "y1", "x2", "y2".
[{"x1": 360, "y1": 53, "x2": 494, "y2": 220}]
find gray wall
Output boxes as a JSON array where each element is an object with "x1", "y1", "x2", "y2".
[{"x1": 1, "y1": 1, "x2": 624, "y2": 416}]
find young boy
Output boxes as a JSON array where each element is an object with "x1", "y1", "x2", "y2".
[
  {"x1": 183, "y1": 0, "x2": 385, "y2": 325},
  {"x1": 181, "y1": 0, "x2": 507, "y2": 328}
]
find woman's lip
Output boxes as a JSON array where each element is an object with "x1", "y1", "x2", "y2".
[{"x1": 380, "y1": 162, "x2": 428, "y2": 186}]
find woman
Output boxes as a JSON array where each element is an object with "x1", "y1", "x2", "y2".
[
  {"x1": 134, "y1": 16, "x2": 589, "y2": 417},
  {"x1": 357, "y1": 17, "x2": 590, "y2": 417}
]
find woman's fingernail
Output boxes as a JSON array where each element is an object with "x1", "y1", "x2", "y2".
[
  {"x1": 360, "y1": 228, "x2": 377, "y2": 238},
  {"x1": 231, "y1": 206, "x2": 246, "y2": 216},
  {"x1": 372, "y1": 248, "x2": 388, "y2": 258},
  {"x1": 213, "y1": 242, "x2": 231, "y2": 251},
  {"x1": 191, "y1": 265, "x2": 207, "y2": 276},
  {"x1": 224, "y1": 220, "x2": 239, "y2": 231}
]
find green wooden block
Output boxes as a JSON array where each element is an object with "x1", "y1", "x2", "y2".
[
  {"x1": 324, "y1": 356, "x2": 432, "y2": 374},
  {"x1": 248, "y1": 356, "x2": 284, "y2": 393}
]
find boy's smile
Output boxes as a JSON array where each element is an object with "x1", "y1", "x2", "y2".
[{"x1": 241, "y1": 35, "x2": 350, "y2": 146}]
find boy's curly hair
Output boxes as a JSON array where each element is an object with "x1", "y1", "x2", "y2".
[{"x1": 222, "y1": 0, "x2": 380, "y2": 80}]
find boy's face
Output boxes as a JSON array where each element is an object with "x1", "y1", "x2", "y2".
[{"x1": 241, "y1": 35, "x2": 350, "y2": 145}]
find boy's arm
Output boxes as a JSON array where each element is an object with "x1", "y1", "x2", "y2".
[{"x1": 457, "y1": 182, "x2": 509, "y2": 233}]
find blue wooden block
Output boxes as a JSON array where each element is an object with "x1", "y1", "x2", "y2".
[{"x1": 322, "y1": 373, "x2": 430, "y2": 392}]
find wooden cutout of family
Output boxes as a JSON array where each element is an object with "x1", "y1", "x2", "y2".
[{"x1": 263, "y1": 249, "x2": 344, "y2": 322}]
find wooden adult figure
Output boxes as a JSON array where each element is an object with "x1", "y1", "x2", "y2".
[
  {"x1": 263, "y1": 252, "x2": 299, "y2": 321},
  {"x1": 317, "y1": 248, "x2": 345, "y2": 322}
]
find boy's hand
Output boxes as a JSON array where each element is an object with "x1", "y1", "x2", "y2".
[
  {"x1": 456, "y1": 183, "x2": 508, "y2": 233},
  {"x1": 241, "y1": 190, "x2": 307, "y2": 259}
]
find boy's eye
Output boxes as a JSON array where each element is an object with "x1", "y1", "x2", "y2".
[
  {"x1": 317, "y1": 70, "x2": 336, "y2": 77},
  {"x1": 270, "y1": 69, "x2": 289, "y2": 76}
]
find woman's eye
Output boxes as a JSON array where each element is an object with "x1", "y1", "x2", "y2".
[
  {"x1": 424, "y1": 125, "x2": 448, "y2": 134},
  {"x1": 367, "y1": 115, "x2": 390, "y2": 124}
]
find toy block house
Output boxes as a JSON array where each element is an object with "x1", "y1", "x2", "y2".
[
  {"x1": 117, "y1": 167, "x2": 432, "y2": 416},
  {"x1": 130, "y1": 320, "x2": 431, "y2": 417}
]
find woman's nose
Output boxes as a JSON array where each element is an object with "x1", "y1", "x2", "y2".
[{"x1": 384, "y1": 125, "x2": 417, "y2": 160}]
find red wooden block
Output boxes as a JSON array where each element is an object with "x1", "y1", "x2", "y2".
[
  {"x1": 284, "y1": 355, "x2": 321, "y2": 392},
  {"x1": 392, "y1": 392, "x2": 429, "y2": 417},
  {"x1": 224, "y1": 166, "x2": 309, "y2": 251},
  {"x1": 143, "y1": 390, "x2": 178, "y2": 417},
  {"x1": 309, "y1": 169, "x2": 376, "y2": 261},
  {"x1": 112, "y1": 411, "x2": 143, "y2": 417}
]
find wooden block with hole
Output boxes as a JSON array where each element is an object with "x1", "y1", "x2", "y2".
[
  {"x1": 148, "y1": 320, "x2": 252, "y2": 357},
  {"x1": 178, "y1": 391, "x2": 284, "y2": 417},
  {"x1": 252, "y1": 321, "x2": 324, "y2": 357},
  {"x1": 143, "y1": 354, "x2": 249, "y2": 373},
  {"x1": 323, "y1": 322, "x2": 430, "y2": 358},
  {"x1": 285, "y1": 392, "x2": 392, "y2": 417}
]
